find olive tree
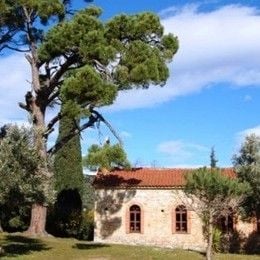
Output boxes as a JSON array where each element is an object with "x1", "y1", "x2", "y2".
[{"x1": 185, "y1": 168, "x2": 248, "y2": 260}]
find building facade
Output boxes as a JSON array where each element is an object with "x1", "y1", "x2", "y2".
[{"x1": 93, "y1": 168, "x2": 256, "y2": 251}]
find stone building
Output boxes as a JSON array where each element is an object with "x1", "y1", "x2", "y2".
[{"x1": 93, "y1": 168, "x2": 256, "y2": 251}]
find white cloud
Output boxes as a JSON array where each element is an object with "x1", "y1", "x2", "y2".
[
  {"x1": 0, "y1": 53, "x2": 30, "y2": 124},
  {"x1": 157, "y1": 139, "x2": 209, "y2": 164},
  {"x1": 235, "y1": 125, "x2": 260, "y2": 151},
  {"x1": 244, "y1": 94, "x2": 252, "y2": 102},
  {"x1": 110, "y1": 4, "x2": 260, "y2": 110},
  {"x1": 238, "y1": 125, "x2": 260, "y2": 138},
  {"x1": 1, "y1": 4, "x2": 260, "y2": 117},
  {"x1": 120, "y1": 130, "x2": 132, "y2": 138}
]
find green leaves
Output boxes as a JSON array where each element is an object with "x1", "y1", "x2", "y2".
[
  {"x1": 54, "y1": 106, "x2": 84, "y2": 194},
  {"x1": 83, "y1": 143, "x2": 131, "y2": 171},
  {"x1": 39, "y1": 6, "x2": 178, "y2": 110},
  {"x1": 233, "y1": 134, "x2": 260, "y2": 219},
  {"x1": 38, "y1": 6, "x2": 104, "y2": 62},
  {"x1": 0, "y1": 125, "x2": 45, "y2": 204},
  {"x1": 185, "y1": 168, "x2": 249, "y2": 204},
  {"x1": 0, "y1": 0, "x2": 65, "y2": 48},
  {"x1": 61, "y1": 65, "x2": 117, "y2": 118},
  {"x1": 105, "y1": 12, "x2": 178, "y2": 89}
]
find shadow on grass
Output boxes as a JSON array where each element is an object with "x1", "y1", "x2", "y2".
[
  {"x1": 73, "y1": 243, "x2": 110, "y2": 250},
  {"x1": 1, "y1": 235, "x2": 51, "y2": 257}
]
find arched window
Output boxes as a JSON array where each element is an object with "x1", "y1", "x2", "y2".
[
  {"x1": 129, "y1": 205, "x2": 141, "y2": 233},
  {"x1": 175, "y1": 205, "x2": 187, "y2": 233},
  {"x1": 218, "y1": 208, "x2": 234, "y2": 233}
]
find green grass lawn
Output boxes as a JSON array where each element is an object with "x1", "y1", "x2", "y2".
[{"x1": 0, "y1": 233, "x2": 259, "y2": 260}]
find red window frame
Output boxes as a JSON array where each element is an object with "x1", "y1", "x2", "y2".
[
  {"x1": 175, "y1": 205, "x2": 188, "y2": 233},
  {"x1": 129, "y1": 205, "x2": 141, "y2": 233}
]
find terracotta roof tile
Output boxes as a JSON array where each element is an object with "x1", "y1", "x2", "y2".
[{"x1": 93, "y1": 167, "x2": 236, "y2": 188}]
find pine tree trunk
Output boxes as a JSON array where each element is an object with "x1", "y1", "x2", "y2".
[
  {"x1": 25, "y1": 114, "x2": 50, "y2": 236},
  {"x1": 25, "y1": 204, "x2": 48, "y2": 236},
  {"x1": 23, "y1": 35, "x2": 52, "y2": 235},
  {"x1": 25, "y1": 101, "x2": 50, "y2": 236},
  {"x1": 206, "y1": 214, "x2": 213, "y2": 260}
]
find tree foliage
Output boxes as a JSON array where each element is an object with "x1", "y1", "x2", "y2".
[
  {"x1": 0, "y1": 125, "x2": 45, "y2": 204},
  {"x1": 83, "y1": 143, "x2": 131, "y2": 171},
  {"x1": 185, "y1": 168, "x2": 248, "y2": 260},
  {"x1": 54, "y1": 110, "x2": 84, "y2": 194},
  {"x1": 233, "y1": 134, "x2": 260, "y2": 231},
  {"x1": 0, "y1": 126, "x2": 46, "y2": 232},
  {"x1": 185, "y1": 168, "x2": 248, "y2": 211},
  {"x1": 210, "y1": 146, "x2": 218, "y2": 168},
  {"x1": 50, "y1": 107, "x2": 85, "y2": 237}
]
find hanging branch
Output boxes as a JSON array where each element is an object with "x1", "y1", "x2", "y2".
[
  {"x1": 47, "y1": 108, "x2": 122, "y2": 155},
  {"x1": 91, "y1": 110, "x2": 123, "y2": 146}
]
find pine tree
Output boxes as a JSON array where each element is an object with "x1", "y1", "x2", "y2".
[
  {"x1": 210, "y1": 146, "x2": 218, "y2": 168},
  {"x1": 83, "y1": 143, "x2": 131, "y2": 171},
  {"x1": 0, "y1": 2, "x2": 178, "y2": 235}
]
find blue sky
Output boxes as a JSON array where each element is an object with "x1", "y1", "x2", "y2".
[{"x1": 0, "y1": 0, "x2": 259, "y2": 168}]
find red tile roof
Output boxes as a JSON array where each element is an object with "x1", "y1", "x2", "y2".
[{"x1": 93, "y1": 167, "x2": 235, "y2": 188}]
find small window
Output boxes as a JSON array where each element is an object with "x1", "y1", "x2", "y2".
[
  {"x1": 129, "y1": 205, "x2": 141, "y2": 233},
  {"x1": 175, "y1": 205, "x2": 187, "y2": 233}
]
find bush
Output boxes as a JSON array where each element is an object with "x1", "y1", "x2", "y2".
[
  {"x1": 220, "y1": 230, "x2": 245, "y2": 253},
  {"x1": 0, "y1": 198, "x2": 30, "y2": 232},
  {"x1": 77, "y1": 210, "x2": 94, "y2": 241},
  {"x1": 47, "y1": 189, "x2": 83, "y2": 237},
  {"x1": 213, "y1": 228, "x2": 222, "y2": 252}
]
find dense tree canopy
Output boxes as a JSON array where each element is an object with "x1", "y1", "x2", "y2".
[
  {"x1": 51, "y1": 105, "x2": 84, "y2": 237},
  {"x1": 185, "y1": 168, "x2": 248, "y2": 260},
  {"x1": 83, "y1": 142, "x2": 131, "y2": 171},
  {"x1": 0, "y1": 126, "x2": 45, "y2": 232},
  {"x1": 54, "y1": 110, "x2": 84, "y2": 194},
  {"x1": 0, "y1": 126, "x2": 44, "y2": 204},
  {"x1": 210, "y1": 147, "x2": 218, "y2": 169},
  {"x1": 233, "y1": 134, "x2": 260, "y2": 232}
]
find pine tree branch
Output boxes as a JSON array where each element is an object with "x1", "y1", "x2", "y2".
[
  {"x1": 93, "y1": 59, "x2": 112, "y2": 82},
  {"x1": 49, "y1": 55, "x2": 77, "y2": 91},
  {"x1": 47, "y1": 109, "x2": 122, "y2": 155},
  {"x1": 91, "y1": 109, "x2": 123, "y2": 145},
  {"x1": 18, "y1": 91, "x2": 34, "y2": 112},
  {"x1": 0, "y1": 44, "x2": 29, "y2": 52},
  {"x1": 47, "y1": 113, "x2": 98, "y2": 155},
  {"x1": 18, "y1": 102, "x2": 30, "y2": 112},
  {"x1": 47, "y1": 89, "x2": 61, "y2": 106},
  {"x1": 44, "y1": 112, "x2": 62, "y2": 138}
]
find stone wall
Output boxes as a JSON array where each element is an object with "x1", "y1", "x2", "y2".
[{"x1": 94, "y1": 188, "x2": 255, "y2": 251}]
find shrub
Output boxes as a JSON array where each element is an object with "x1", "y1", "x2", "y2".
[
  {"x1": 77, "y1": 210, "x2": 94, "y2": 241},
  {"x1": 213, "y1": 228, "x2": 222, "y2": 252}
]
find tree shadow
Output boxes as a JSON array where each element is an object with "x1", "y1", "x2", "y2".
[
  {"x1": 1, "y1": 235, "x2": 50, "y2": 257},
  {"x1": 47, "y1": 188, "x2": 82, "y2": 237},
  {"x1": 220, "y1": 230, "x2": 246, "y2": 253},
  {"x1": 94, "y1": 172, "x2": 141, "y2": 239},
  {"x1": 73, "y1": 242, "x2": 109, "y2": 250}
]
